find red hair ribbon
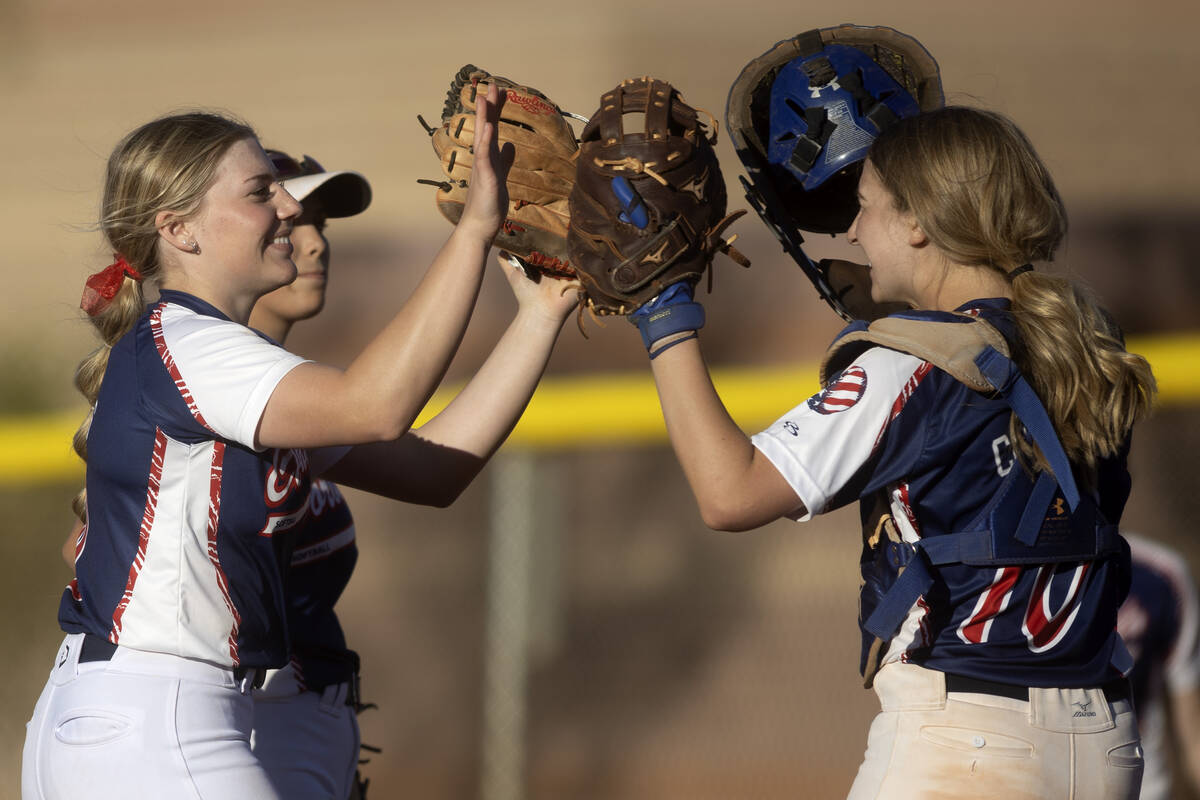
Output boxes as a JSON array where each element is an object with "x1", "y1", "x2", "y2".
[{"x1": 80, "y1": 254, "x2": 144, "y2": 317}]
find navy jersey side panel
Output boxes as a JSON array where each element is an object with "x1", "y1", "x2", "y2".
[{"x1": 283, "y1": 479, "x2": 358, "y2": 688}]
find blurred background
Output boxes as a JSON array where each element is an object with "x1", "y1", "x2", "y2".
[{"x1": 3, "y1": 0, "x2": 1199, "y2": 797}]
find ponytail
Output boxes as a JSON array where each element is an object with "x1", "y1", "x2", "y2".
[
  {"x1": 71, "y1": 274, "x2": 147, "y2": 522},
  {"x1": 1007, "y1": 271, "x2": 1155, "y2": 477},
  {"x1": 868, "y1": 107, "x2": 1156, "y2": 480}
]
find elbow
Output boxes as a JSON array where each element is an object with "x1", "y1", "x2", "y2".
[
  {"x1": 410, "y1": 471, "x2": 476, "y2": 508},
  {"x1": 366, "y1": 414, "x2": 413, "y2": 445},
  {"x1": 423, "y1": 483, "x2": 466, "y2": 509},
  {"x1": 697, "y1": 496, "x2": 760, "y2": 533}
]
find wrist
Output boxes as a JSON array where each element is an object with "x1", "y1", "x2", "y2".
[
  {"x1": 647, "y1": 330, "x2": 698, "y2": 360},
  {"x1": 450, "y1": 219, "x2": 499, "y2": 251},
  {"x1": 634, "y1": 300, "x2": 705, "y2": 351},
  {"x1": 513, "y1": 303, "x2": 570, "y2": 335}
]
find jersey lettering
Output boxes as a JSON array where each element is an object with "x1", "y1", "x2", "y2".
[
  {"x1": 1022, "y1": 562, "x2": 1091, "y2": 653},
  {"x1": 308, "y1": 479, "x2": 344, "y2": 518},
  {"x1": 291, "y1": 524, "x2": 356, "y2": 567},
  {"x1": 259, "y1": 448, "x2": 311, "y2": 536},
  {"x1": 992, "y1": 434, "x2": 1014, "y2": 477},
  {"x1": 957, "y1": 566, "x2": 1021, "y2": 644},
  {"x1": 259, "y1": 506, "x2": 308, "y2": 537},
  {"x1": 953, "y1": 562, "x2": 1092, "y2": 653},
  {"x1": 264, "y1": 448, "x2": 309, "y2": 508}
]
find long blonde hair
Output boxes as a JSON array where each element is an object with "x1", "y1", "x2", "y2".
[
  {"x1": 71, "y1": 112, "x2": 256, "y2": 521},
  {"x1": 867, "y1": 107, "x2": 1156, "y2": 478}
]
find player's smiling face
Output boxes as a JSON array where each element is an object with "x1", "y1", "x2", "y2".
[
  {"x1": 251, "y1": 195, "x2": 331, "y2": 330},
  {"x1": 847, "y1": 160, "x2": 922, "y2": 307},
  {"x1": 185, "y1": 138, "x2": 302, "y2": 300}
]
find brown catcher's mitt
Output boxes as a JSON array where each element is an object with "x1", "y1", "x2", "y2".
[
  {"x1": 567, "y1": 77, "x2": 749, "y2": 316},
  {"x1": 419, "y1": 64, "x2": 579, "y2": 278}
]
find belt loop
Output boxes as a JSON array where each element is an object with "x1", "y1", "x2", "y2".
[
  {"x1": 236, "y1": 668, "x2": 262, "y2": 695},
  {"x1": 52, "y1": 633, "x2": 88, "y2": 686},
  {"x1": 1029, "y1": 686, "x2": 1116, "y2": 733},
  {"x1": 875, "y1": 663, "x2": 945, "y2": 712}
]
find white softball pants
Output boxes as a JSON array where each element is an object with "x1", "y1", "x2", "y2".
[
  {"x1": 847, "y1": 662, "x2": 1144, "y2": 800},
  {"x1": 22, "y1": 633, "x2": 281, "y2": 800},
  {"x1": 251, "y1": 663, "x2": 361, "y2": 799}
]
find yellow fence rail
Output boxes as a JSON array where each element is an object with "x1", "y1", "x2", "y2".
[{"x1": 4, "y1": 331, "x2": 1198, "y2": 485}]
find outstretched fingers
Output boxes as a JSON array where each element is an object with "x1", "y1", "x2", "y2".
[
  {"x1": 459, "y1": 81, "x2": 513, "y2": 240},
  {"x1": 473, "y1": 81, "x2": 515, "y2": 186}
]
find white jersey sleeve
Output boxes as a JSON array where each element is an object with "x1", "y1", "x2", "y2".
[
  {"x1": 751, "y1": 347, "x2": 928, "y2": 521},
  {"x1": 151, "y1": 302, "x2": 309, "y2": 449}
]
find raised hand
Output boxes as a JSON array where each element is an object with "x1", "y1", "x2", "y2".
[
  {"x1": 497, "y1": 252, "x2": 579, "y2": 324},
  {"x1": 458, "y1": 81, "x2": 517, "y2": 244}
]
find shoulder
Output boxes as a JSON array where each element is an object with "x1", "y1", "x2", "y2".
[
  {"x1": 149, "y1": 295, "x2": 299, "y2": 373},
  {"x1": 823, "y1": 310, "x2": 1004, "y2": 382},
  {"x1": 151, "y1": 300, "x2": 268, "y2": 348},
  {"x1": 138, "y1": 294, "x2": 307, "y2": 446},
  {"x1": 814, "y1": 346, "x2": 931, "y2": 414}
]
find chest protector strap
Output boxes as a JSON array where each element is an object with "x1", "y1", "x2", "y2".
[{"x1": 823, "y1": 313, "x2": 1123, "y2": 645}]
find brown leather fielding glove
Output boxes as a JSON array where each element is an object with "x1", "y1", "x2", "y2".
[
  {"x1": 567, "y1": 77, "x2": 749, "y2": 316},
  {"x1": 421, "y1": 64, "x2": 579, "y2": 278}
]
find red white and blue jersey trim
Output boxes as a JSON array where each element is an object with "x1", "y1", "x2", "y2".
[
  {"x1": 753, "y1": 346, "x2": 930, "y2": 521},
  {"x1": 751, "y1": 299, "x2": 1132, "y2": 687},
  {"x1": 806, "y1": 365, "x2": 868, "y2": 415},
  {"x1": 59, "y1": 290, "x2": 312, "y2": 668}
]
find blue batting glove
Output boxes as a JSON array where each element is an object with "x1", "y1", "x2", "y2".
[{"x1": 629, "y1": 282, "x2": 705, "y2": 352}]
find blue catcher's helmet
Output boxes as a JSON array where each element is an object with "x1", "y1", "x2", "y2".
[
  {"x1": 726, "y1": 25, "x2": 942, "y2": 318},
  {"x1": 766, "y1": 44, "x2": 923, "y2": 193}
]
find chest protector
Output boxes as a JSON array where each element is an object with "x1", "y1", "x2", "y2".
[{"x1": 822, "y1": 312, "x2": 1125, "y2": 684}]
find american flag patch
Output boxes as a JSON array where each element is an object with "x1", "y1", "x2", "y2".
[{"x1": 808, "y1": 366, "x2": 868, "y2": 415}]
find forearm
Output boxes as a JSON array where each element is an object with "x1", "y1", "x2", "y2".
[
  {"x1": 323, "y1": 301, "x2": 568, "y2": 506},
  {"x1": 341, "y1": 226, "x2": 493, "y2": 429},
  {"x1": 649, "y1": 337, "x2": 803, "y2": 530},
  {"x1": 416, "y1": 305, "x2": 565, "y2": 458},
  {"x1": 257, "y1": 227, "x2": 492, "y2": 448}
]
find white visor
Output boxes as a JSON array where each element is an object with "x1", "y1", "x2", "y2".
[{"x1": 282, "y1": 171, "x2": 372, "y2": 219}]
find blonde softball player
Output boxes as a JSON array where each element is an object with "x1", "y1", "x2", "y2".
[{"x1": 23, "y1": 84, "x2": 572, "y2": 800}]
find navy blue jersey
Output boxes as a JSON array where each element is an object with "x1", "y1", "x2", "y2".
[
  {"x1": 754, "y1": 299, "x2": 1132, "y2": 687},
  {"x1": 60, "y1": 290, "x2": 312, "y2": 669},
  {"x1": 281, "y1": 479, "x2": 359, "y2": 690}
]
